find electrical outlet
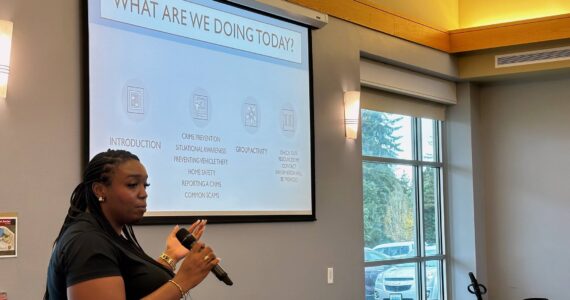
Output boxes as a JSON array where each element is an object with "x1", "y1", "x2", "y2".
[{"x1": 327, "y1": 267, "x2": 334, "y2": 284}]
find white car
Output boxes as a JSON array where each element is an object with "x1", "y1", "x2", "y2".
[
  {"x1": 373, "y1": 241, "x2": 415, "y2": 259},
  {"x1": 365, "y1": 248, "x2": 391, "y2": 300},
  {"x1": 374, "y1": 262, "x2": 440, "y2": 300}
]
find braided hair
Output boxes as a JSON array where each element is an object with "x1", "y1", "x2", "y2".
[
  {"x1": 45, "y1": 149, "x2": 171, "y2": 300},
  {"x1": 53, "y1": 149, "x2": 141, "y2": 246}
]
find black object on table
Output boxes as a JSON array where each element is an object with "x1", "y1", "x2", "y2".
[{"x1": 467, "y1": 272, "x2": 487, "y2": 300}]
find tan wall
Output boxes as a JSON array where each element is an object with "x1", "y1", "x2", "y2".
[{"x1": 459, "y1": 0, "x2": 570, "y2": 27}]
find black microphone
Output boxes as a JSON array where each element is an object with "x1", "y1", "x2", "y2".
[{"x1": 175, "y1": 228, "x2": 233, "y2": 286}]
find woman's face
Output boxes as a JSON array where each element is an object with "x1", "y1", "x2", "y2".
[{"x1": 99, "y1": 159, "x2": 149, "y2": 231}]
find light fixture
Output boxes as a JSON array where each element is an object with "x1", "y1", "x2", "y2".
[
  {"x1": 344, "y1": 90, "x2": 360, "y2": 139},
  {"x1": 0, "y1": 20, "x2": 14, "y2": 99}
]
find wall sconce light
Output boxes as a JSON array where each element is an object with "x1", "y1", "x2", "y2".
[
  {"x1": 0, "y1": 20, "x2": 14, "y2": 99},
  {"x1": 344, "y1": 90, "x2": 360, "y2": 139}
]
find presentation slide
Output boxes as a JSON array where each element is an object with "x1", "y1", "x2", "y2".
[{"x1": 88, "y1": 0, "x2": 314, "y2": 220}]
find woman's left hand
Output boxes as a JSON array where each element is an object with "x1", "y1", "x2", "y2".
[{"x1": 164, "y1": 220, "x2": 207, "y2": 262}]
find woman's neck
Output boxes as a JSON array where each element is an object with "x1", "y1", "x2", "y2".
[
  {"x1": 110, "y1": 222, "x2": 124, "y2": 236},
  {"x1": 100, "y1": 208, "x2": 125, "y2": 235}
]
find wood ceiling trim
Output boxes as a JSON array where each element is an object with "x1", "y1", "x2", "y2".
[
  {"x1": 286, "y1": 0, "x2": 450, "y2": 52},
  {"x1": 449, "y1": 13, "x2": 570, "y2": 53},
  {"x1": 286, "y1": 0, "x2": 570, "y2": 53}
]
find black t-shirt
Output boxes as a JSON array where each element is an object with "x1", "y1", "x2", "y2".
[{"x1": 46, "y1": 213, "x2": 173, "y2": 300}]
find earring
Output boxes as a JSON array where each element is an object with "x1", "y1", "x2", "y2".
[{"x1": 98, "y1": 196, "x2": 104, "y2": 202}]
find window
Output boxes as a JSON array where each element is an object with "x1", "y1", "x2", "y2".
[{"x1": 362, "y1": 108, "x2": 445, "y2": 300}]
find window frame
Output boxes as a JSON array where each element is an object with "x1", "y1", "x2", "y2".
[{"x1": 362, "y1": 111, "x2": 447, "y2": 300}]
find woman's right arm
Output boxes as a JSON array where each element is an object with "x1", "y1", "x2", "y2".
[
  {"x1": 67, "y1": 277, "x2": 126, "y2": 300},
  {"x1": 66, "y1": 242, "x2": 219, "y2": 300}
]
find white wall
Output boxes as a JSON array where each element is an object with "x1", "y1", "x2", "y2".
[
  {"x1": 445, "y1": 83, "x2": 486, "y2": 300},
  {"x1": 479, "y1": 75, "x2": 570, "y2": 300}
]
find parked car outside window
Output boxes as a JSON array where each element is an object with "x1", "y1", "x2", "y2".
[
  {"x1": 365, "y1": 248, "x2": 390, "y2": 300},
  {"x1": 372, "y1": 241, "x2": 415, "y2": 259},
  {"x1": 374, "y1": 262, "x2": 440, "y2": 300}
]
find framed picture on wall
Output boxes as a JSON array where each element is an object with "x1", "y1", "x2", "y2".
[{"x1": 0, "y1": 213, "x2": 17, "y2": 258}]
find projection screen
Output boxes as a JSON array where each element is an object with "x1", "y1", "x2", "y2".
[{"x1": 87, "y1": 0, "x2": 315, "y2": 223}]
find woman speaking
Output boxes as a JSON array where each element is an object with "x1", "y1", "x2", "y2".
[{"x1": 45, "y1": 149, "x2": 218, "y2": 299}]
